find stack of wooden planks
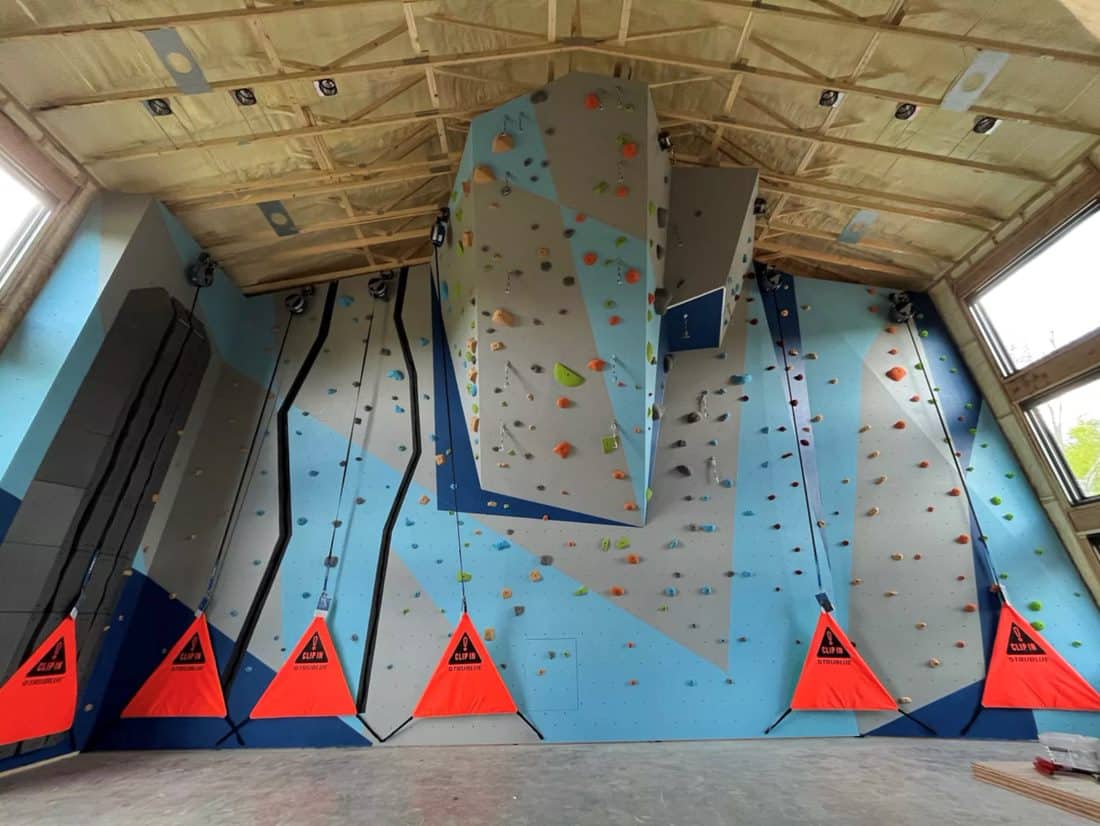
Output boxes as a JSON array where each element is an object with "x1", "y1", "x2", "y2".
[{"x1": 973, "y1": 761, "x2": 1100, "y2": 822}]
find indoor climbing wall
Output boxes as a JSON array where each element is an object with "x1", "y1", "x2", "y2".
[
  {"x1": 437, "y1": 72, "x2": 671, "y2": 526},
  {"x1": 664, "y1": 167, "x2": 758, "y2": 352}
]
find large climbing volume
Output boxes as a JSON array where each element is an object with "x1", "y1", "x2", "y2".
[
  {"x1": 122, "y1": 613, "x2": 226, "y2": 718},
  {"x1": 981, "y1": 602, "x2": 1100, "y2": 711},
  {"x1": 250, "y1": 614, "x2": 356, "y2": 719},
  {"x1": 790, "y1": 611, "x2": 895, "y2": 711},
  {"x1": 413, "y1": 612, "x2": 517, "y2": 718},
  {"x1": 0, "y1": 617, "x2": 78, "y2": 745}
]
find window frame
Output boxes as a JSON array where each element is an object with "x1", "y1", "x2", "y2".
[
  {"x1": 1022, "y1": 370, "x2": 1100, "y2": 506},
  {"x1": 0, "y1": 164, "x2": 54, "y2": 292},
  {"x1": 969, "y1": 197, "x2": 1100, "y2": 377}
]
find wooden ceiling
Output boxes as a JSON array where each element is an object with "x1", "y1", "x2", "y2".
[{"x1": 0, "y1": 0, "x2": 1097, "y2": 294}]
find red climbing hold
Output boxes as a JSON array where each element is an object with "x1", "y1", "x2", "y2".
[
  {"x1": 981, "y1": 602, "x2": 1100, "y2": 711},
  {"x1": 122, "y1": 613, "x2": 226, "y2": 719},
  {"x1": 623, "y1": 502, "x2": 638, "y2": 511},
  {"x1": 0, "y1": 616, "x2": 77, "y2": 746},
  {"x1": 612, "y1": 469, "x2": 627, "y2": 479},
  {"x1": 250, "y1": 614, "x2": 356, "y2": 719},
  {"x1": 608, "y1": 315, "x2": 622, "y2": 326},
  {"x1": 624, "y1": 268, "x2": 641, "y2": 284},
  {"x1": 553, "y1": 441, "x2": 573, "y2": 458},
  {"x1": 615, "y1": 184, "x2": 630, "y2": 198},
  {"x1": 956, "y1": 533, "x2": 970, "y2": 544},
  {"x1": 964, "y1": 603, "x2": 978, "y2": 612},
  {"x1": 948, "y1": 487, "x2": 962, "y2": 496},
  {"x1": 588, "y1": 358, "x2": 607, "y2": 371},
  {"x1": 583, "y1": 251, "x2": 598, "y2": 265},
  {"x1": 413, "y1": 612, "x2": 517, "y2": 718},
  {"x1": 918, "y1": 460, "x2": 930, "y2": 468},
  {"x1": 886, "y1": 366, "x2": 907, "y2": 382},
  {"x1": 647, "y1": 293, "x2": 655, "y2": 305},
  {"x1": 893, "y1": 420, "x2": 907, "y2": 430},
  {"x1": 609, "y1": 585, "x2": 627, "y2": 596},
  {"x1": 576, "y1": 212, "x2": 587, "y2": 222},
  {"x1": 621, "y1": 141, "x2": 639, "y2": 159},
  {"x1": 556, "y1": 397, "x2": 572, "y2": 409},
  {"x1": 789, "y1": 612, "x2": 895, "y2": 711},
  {"x1": 626, "y1": 554, "x2": 641, "y2": 564},
  {"x1": 584, "y1": 92, "x2": 601, "y2": 110}
]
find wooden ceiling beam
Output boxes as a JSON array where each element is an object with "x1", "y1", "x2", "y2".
[
  {"x1": 624, "y1": 25, "x2": 723, "y2": 42},
  {"x1": 764, "y1": 221, "x2": 950, "y2": 266},
  {"x1": 666, "y1": 109, "x2": 1051, "y2": 183},
  {"x1": 423, "y1": 14, "x2": 545, "y2": 40},
  {"x1": 224, "y1": 226, "x2": 430, "y2": 263},
  {"x1": 208, "y1": 204, "x2": 444, "y2": 256},
  {"x1": 0, "y1": 0, "x2": 417, "y2": 40},
  {"x1": 240, "y1": 255, "x2": 433, "y2": 295},
  {"x1": 32, "y1": 42, "x2": 567, "y2": 112},
  {"x1": 699, "y1": 0, "x2": 1100, "y2": 70},
  {"x1": 582, "y1": 44, "x2": 1100, "y2": 138},
  {"x1": 754, "y1": 238, "x2": 914, "y2": 277},
  {"x1": 326, "y1": 24, "x2": 409, "y2": 68}
]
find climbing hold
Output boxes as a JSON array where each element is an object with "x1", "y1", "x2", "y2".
[
  {"x1": 955, "y1": 640, "x2": 967, "y2": 648},
  {"x1": 490, "y1": 341, "x2": 505, "y2": 351},
  {"x1": 990, "y1": 496, "x2": 1002, "y2": 505},
  {"x1": 1027, "y1": 600, "x2": 1043, "y2": 611},
  {"x1": 553, "y1": 362, "x2": 585, "y2": 387},
  {"x1": 492, "y1": 308, "x2": 516, "y2": 326},
  {"x1": 556, "y1": 396, "x2": 572, "y2": 409},
  {"x1": 623, "y1": 502, "x2": 639, "y2": 511},
  {"x1": 674, "y1": 465, "x2": 692, "y2": 477},
  {"x1": 609, "y1": 585, "x2": 626, "y2": 596},
  {"x1": 884, "y1": 590, "x2": 898, "y2": 597},
  {"x1": 473, "y1": 165, "x2": 496, "y2": 183},
  {"x1": 948, "y1": 487, "x2": 962, "y2": 497},
  {"x1": 615, "y1": 184, "x2": 630, "y2": 198},
  {"x1": 876, "y1": 476, "x2": 888, "y2": 485},
  {"x1": 615, "y1": 536, "x2": 631, "y2": 549},
  {"x1": 886, "y1": 366, "x2": 907, "y2": 382},
  {"x1": 492, "y1": 131, "x2": 514, "y2": 153},
  {"x1": 699, "y1": 585, "x2": 713, "y2": 595},
  {"x1": 893, "y1": 420, "x2": 906, "y2": 429},
  {"x1": 621, "y1": 141, "x2": 638, "y2": 159},
  {"x1": 625, "y1": 553, "x2": 641, "y2": 564},
  {"x1": 963, "y1": 603, "x2": 978, "y2": 613},
  {"x1": 867, "y1": 507, "x2": 880, "y2": 517},
  {"x1": 612, "y1": 469, "x2": 627, "y2": 479},
  {"x1": 956, "y1": 534, "x2": 970, "y2": 544},
  {"x1": 608, "y1": 315, "x2": 622, "y2": 326},
  {"x1": 918, "y1": 460, "x2": 930, "y2": 468},
  {"x1": 890, "y1": 552, "x2": 904, "y2": 561},
  {"x1": 514, "y1": 606, "x2": 525, "y2": 616},
  {"x1": 587, "y1": 358, "x2": 607, "y2": 371},
  {"x1": 664, "y1": 586, "x2": 679, "y2": 597},
  {"x1": 540, "y1": 555, "x2": 554, "y2": 566},
  {"x1": 529, "y1": 570, "x2": 543, "y2": 583},
  {"x1": 573, "y1": 586, "x2": 589, "y2": 596},
  {"x1": 1031, "y1": 621, "x2": 1045, "y2": 631},
  {"x1": 457, "y1": 571, "x2": 472, "y2": 583},
  {"x1": 553, "y1": 441, "x2": 573, "y2": 458},
  {"x1": 915, "y1": 622, "x2": 927, "y2": 629},
  {"x1": 418, "y1": 495, "x2": 430, "y2": 505},
  {"x1": 584, "y1": 92, "x2": 601, "y2": 109},
  {"x1": 470, "y1": 416, "x2": 480, "y2": 433},
  {"x1": 928, "y1": 658, "x2": 941, "y2": 668},
  {"x1": 501, "y1": 588, "x2": 512, "y2": 599},
  {"x1": 624, "y1": 268, "x2": 640, "y2": 284},
  {"x1": 583, "y1": 251, "x2": 598, "y2": 265}
]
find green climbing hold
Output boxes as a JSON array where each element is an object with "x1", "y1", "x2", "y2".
[
  {"x1": 646, "y1": 341, "x2": 655, "y2": 362},
  {"x1": 615, "y1": 536, "x2": 631, "y2": 549},
  {"x1": 919, "y1": 330, "x2": 929, "y2": 338},
  {"x1": 964, "y1": 402, "x2": 974, "y2": 409},
  {"x1": 1072, "y1": 640, "x2": 1083, "y2": 647},
  {"x1": 1003, "y1": 513, "x2": 1014, "y2": 521},
  {"x1": 457, "y1": 571, "x2": 472, "y2": 583},
  {"x1": 600, "y1": 537, "x2": 611, "y2": 551},
  {"x1": 455, "y1": 208, "x2": 464, "y2": 222},
  {"x1": 1031, "y1": 620, "x2": 1045, "y2": 631},
  {"x1": 915, "y1": 362, "x2": 924, "y2": 370},
  {"x1": 1027, "y1": 600, "x2": 1042, "y2": 611},
  {"x1": 645, "y1": 487, "x2": 653, "y2": 501},
  {"x1": 573, "y1": 586, "x2": 589, "y2": 596},
  {"x1": 615, "y1": 236, "x2": 627, "y2": 247},
  {"x1": 999, "y1": 573, "x2": 1009, "y2": 579},
  {"x1": 648, "y1": 200, "x2": 656, "y2": 215},
  {"x1": 990, "y1": 496, "x2": 1002, "y2": 505},
  {"x1": 594, "y1": 180, "x2": 609, "y2": 193},
  {"x1": 1034, "y1": 548, "x2": 1045, "y2": 555},
  {"x1": 554, "y1": 362, "x2": 586, "y2": 387},
  {"x1": 1005, "y1": 471, "x2": 1016, "y2": 479}
]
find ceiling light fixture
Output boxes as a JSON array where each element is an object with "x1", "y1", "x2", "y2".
[
  {"x1": 818, "y1": 89, "x2": 842, "y2": 107},
  {"x1": 753, "y1": 197, "x2": 768, "y2": 216},
  {"x1": 894, "y1": 102, "x2": 918, "y2": 120},
  {"x1": 314, "y1": 78, "x2": 338, "y2": 97},
  {"x1": 144, "y1": 98, "x2": 173, "y2": 116},
  {"x1": 232, "y1": 87, "x2": 257, "y2": 106},
  {"x1": 972, "y1": 115, "x2": 1000, "y2": 134},
  {"x1": 657, "y1": 130, "x2": 673, "y2": 151}
]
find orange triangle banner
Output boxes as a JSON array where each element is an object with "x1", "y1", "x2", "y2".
[
  {"x1": 250, "y1": 614, "x2": 356, "y2": 719},
  {"x1": 413, "y1": 613, "x2": 517, "y2": 718},
  {"x1": 981, "y1": 602, "x2": 1100, "y2": 711},
  {"x1": 121, "y1": 613, "x2": 227, "y2": 719},
  {"x1": 0, "y1": 617, "x2": 78, "y2": 746},
  {"x1": 790, "y1": 611, "x2": 896, "y2": 711}
]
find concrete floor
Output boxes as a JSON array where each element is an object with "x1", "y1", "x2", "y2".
[{"x1": 0, "y1": 738, "x2": 1084, "y2": 825}]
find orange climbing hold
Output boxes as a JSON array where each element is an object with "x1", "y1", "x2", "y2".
[
  {"x1": 625, "y1": 554, "x2": 641, "y2": 564},
  {"x1": 553, "y1": 441, "x2": 573, "y2": 458},
  {"x1": 588, "y1": 358, "x2": 607, "y2": 371},
  {"x1": 963, "y1": 603, "x2": 978, "y2": 613},
  {"x1": 647, "y1": 292, "x2": 655, "y2": 304},
  {"x1": 621, "y1": 141, "x2": 639, "y2": 159},
  {"x1": 948, "y1": 487, "x2": 962, "y2": 496},
  {"x1": 612, "y1": 469, "x2": 627, "y2": 480},
  {"x1": 584, "y1": 92, "x2": 601, "y2": 110},
  {"x1": 575, "y1": 212, "x2": 587, "y2": 222},
  {"x1": 886, "y1": 366, "x2": 907, "y2": 382},
  {"x1": 555, "y1": 397, "x2": 572, "y2": 410},
  {"x1": 918, "y1": 460, "x2": 930, "y2": 468},
  {"x1": 608, "y1": 315, "x2": 622, "y2": 326},
  {"x1": 885, "y1": 325, "x2": 896, "y2": 334},
  {"x1": 623, "y1": 502, "x2": 638, "y2": 511},
  {"x1": 910, "y1": 395, "x2": 921, "y2": 402},
  {"x1": 609, "y1": 585, "x2": 626, "y2": 596},
  {"x1": 583, "y1": 251, "x2": 598, "y2": 265},
  {"x1": 893, "y1": 420, "x2": 907, "y2": 430},
  {"x1": 956, "y1": 534, "x2": 971, "y2": 544},
  {"x1": 615, "y1": 184, "x2": 630, "y2": 198},
  {"x1": 624, "y1": 268, "x2": 641, "y2": 284}
]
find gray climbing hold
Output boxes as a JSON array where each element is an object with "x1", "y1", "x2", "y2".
[
  {"x1": 514, "y1": 606, "x2": 525, "y2": 616},
  {"x1": 683, "y1": 412, "x2": 701, "y2": 424},
  {"x1": 540, "y1": 554, "x2": 554, "y2": 566},
  {"x1": 673, "y1": 439, "x2": 687, "y2": 448},
  {"x1": 675, "y1": 465, "x2": 692, "y2": 477},
  {"x1": 730, "y1": 374, "x2": 752, "y2": 385}
]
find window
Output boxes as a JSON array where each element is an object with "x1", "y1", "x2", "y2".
[
  {"x1": 1028, "y1": 373, "x2": 1100, "y2": 503},
  {"x1": 971, "y1": 201, "x2": 1100, "y2": 373},
  {"x1": 0, "y1": 162, "x2": 50, "y2": 291}
]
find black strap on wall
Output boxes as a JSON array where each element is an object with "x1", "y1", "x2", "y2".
[
  {"x1": 220, "y1": 282, "x2": 338, "y2": 695},
  {"x1": 356, "y1": 266, "x2": 420, "y2": 716}
]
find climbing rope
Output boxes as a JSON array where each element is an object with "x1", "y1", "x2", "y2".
[
  {"x1": 195, "y1": 317, "x2": 295, "y2": 613},
  {"x1": 317, "y1": 308, "x2": 377, "y2": 607},
  {"x1": 432, "y1": 244, "x2": 469, "y2": 614},
  {"x1": 766, "y1": 286, "x2": 829, "y2": 594},
  {"x1": 904, "y1": 320, "x2": 1005, "y2": 595}
]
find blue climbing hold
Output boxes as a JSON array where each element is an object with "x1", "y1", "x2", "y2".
[
  {"x1": 730, "y1": 374, "x2": 752, "y2": 385},
  {"x1": 338, "y1": 294, "x2": 354, "y2": 307},
  {"x1": 699, "y1": 585, "x2": 713, "y2": 595},
  {"x1": 395, "y1": 404, "x2": 405, "y2": 413},
  {"x1": 664, "y1": 586, "x2": 679, "y2": 597},
  {"x1": 388, "y1": 369, "x2": 405, "y2": 380},
  {"x1": 494, "y1": 539, "x2": 512, "y2": 550}
]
